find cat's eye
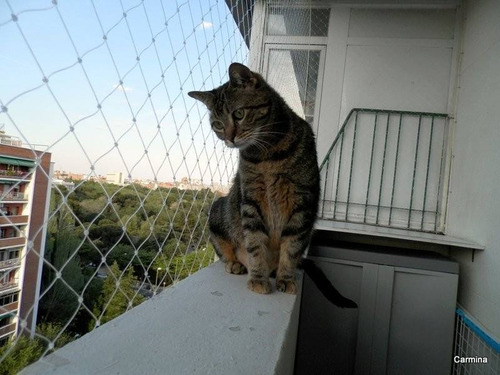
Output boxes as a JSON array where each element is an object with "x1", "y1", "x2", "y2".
[
  {"x1": 233, "y1": 109, "x2": 245, "y2": 120},
  {"x1": 212, "y1": 121, "x2": 224, "y2": 131}
]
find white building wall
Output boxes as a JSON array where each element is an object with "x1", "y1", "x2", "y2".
[
  {"x1": 340, "y1": 8, "x2": 456, "y2": 118},
  {"x1": 446, "y1": 0, "x2": 500, "y2": 339},
  {"x1": 106, "y1": 172, "x2": 124, "y2": 185}
]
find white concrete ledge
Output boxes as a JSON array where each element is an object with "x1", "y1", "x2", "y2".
[{"x1": 21, "y1": 262, "x2": 302, "y2": 375}]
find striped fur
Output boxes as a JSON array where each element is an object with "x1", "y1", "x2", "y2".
[{"x1": 189, "y1": 63, "x2": 320, "y2": 294}]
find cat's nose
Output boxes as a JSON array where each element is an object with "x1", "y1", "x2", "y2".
[{"x1": 225, "y1": 125, "x2": 236, "y2": 143}]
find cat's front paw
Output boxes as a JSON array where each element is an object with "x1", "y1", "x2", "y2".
[
  {"x1": 276, "y1": 279, "x2": 297, "y2": 294},
  {"x1": 247, "y1": 278, "x2": 272, "y2": 294},
  {"x1": 225, "y1": 261, "x2": 247, "y2": 275}
]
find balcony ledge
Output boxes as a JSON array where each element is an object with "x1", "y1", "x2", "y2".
[
  {"x1": 315, "y1": 219, "x2": 484, "y2": 252},
  {"x1": 21, "y1": 262, "x2": 302, "y2": 375}
]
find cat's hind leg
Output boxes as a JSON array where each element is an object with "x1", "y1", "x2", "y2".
[
  {"x1": 209, "y1": 197, "x2": 247, "y2": 275},
  {"x1": 212, "y1": 235, "x2": 247, "y2": 275}
]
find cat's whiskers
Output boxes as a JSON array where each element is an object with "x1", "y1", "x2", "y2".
[
  {"x1": 241, "y1": 135, "x2": 269, "y2": 152},
  {"x1": 238, "y1": 133, "x2": 271, "y2": 152},
  {"x1": 236, "y1": 124, "x2": 290, "y2": 152},
  {"x1": 233, "y1": 122, "x2": 286, "y2": 149}
]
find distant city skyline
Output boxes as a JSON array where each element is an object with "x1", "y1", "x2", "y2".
[{"x1": 52, "y1": 168, "x2": 230, "y2": 193}]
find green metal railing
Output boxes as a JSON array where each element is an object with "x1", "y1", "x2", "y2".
[{"x1": 319, "y1": 108, "x2": 450, "y2": 233}]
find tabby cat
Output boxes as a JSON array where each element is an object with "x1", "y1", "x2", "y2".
[{"x1": 188, "y1": 63, "x2": 320, "y2": 295}]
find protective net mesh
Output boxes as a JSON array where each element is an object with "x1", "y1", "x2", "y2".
[
  {"x1": 0, "y1": 0, "x2": 259, "y2": 367},
  {"x1": 454, "y1": 308, "x2": 500, "y2": 375}
]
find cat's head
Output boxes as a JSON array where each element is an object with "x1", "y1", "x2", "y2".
[{"x1": 188, "y1": 63, "x2": 278, "y2": 150}]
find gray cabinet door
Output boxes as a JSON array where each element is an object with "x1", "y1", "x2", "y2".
[
  {"x1": 385, "y1": 268, "x2": 458, "y2": 375},
  {"x1": 295, "y1": 259, "x2": 363, "y2": 375},
  {"x1": 295, "y1": 255, "x2": 458, "y2": 375}
]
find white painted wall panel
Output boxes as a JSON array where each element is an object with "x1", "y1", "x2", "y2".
[
  {"x1": 349, "y1": 9, "x2": 456, "y2": 39},
  {"x1": 329, "y1": 0, "x2": 459, "y2": 5},
  {"x1": 341, "y1": 44, "x2": 453, "y2": 116}
]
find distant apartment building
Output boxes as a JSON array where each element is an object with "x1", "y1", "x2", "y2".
[
  {"x1": 0, "y1": 144, "x2": 52, "y2": 346},
  {"x1": 106, "y1": 172, "x2": 124, "y2": 186},
  {"x1": 0, "y1": 129, "x2": 22, "y2": 148},
  {"x1": 176, "y1": 177, "x2": 229, "y2": 194},
  {"x1": 52, "y1": 178, "x2": 75, "y2": 189},
  {"x1": 53, "y1": 170, "x2": 84, "y2": 182}
]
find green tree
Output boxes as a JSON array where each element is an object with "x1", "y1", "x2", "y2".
[
  {"x1": 36, "y1": 322, "x2": 74, "y2": 349},
  {"x1": 40, "y1": 230, "x2": 85, "y2": 324},
  {"x1": 168, "y1": 246, "x2": 215, "y2": 282},
  {"x1": 88, "y1": 222, "x2": 123, "y2": 249},
  {"x1": 90, "y1": 262, "x2": 145, "y2": 329},
  {"x1": 0, "y1": 336, "x2": 44, "y2": 375},
  {"x1": 47, "y1": 187, "x2": 75, "y2": 235},
  {"x1": 77, "y1": 241, "x2": 102, "y2": 266},
  {"x1": 78, "y1": 196, "x2": 107, "y2": 222},
  {"x1": 162, "y1": 238, "x2": 187, "y2": 260},
  {"x1": 106, "y1": 243, "x2": 134, "y2": 269},
  {"x1": 68, "y1": 277, "x2": 104, "y2": 336}
]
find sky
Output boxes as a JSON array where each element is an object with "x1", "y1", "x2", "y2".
[{"x1": 0, "y1": 0, "x2": 248, "y2": 185}]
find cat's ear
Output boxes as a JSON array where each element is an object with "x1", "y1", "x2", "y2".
[
  {"x1": 188, "y1": 91, "x2": 215, "y2": 108},
  {"x1": 229, "y1": 63, "x2": 258, "y2": 88}
]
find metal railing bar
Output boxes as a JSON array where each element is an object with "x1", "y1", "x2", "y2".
[
  {"x1": 435, "y1": 120, "x2": 448, "y2": 233},
  {"x1": 421, "y1": 116, "x2": 435, "y2": 231},
  {"x1": 376, "y1": 114, "x2": 390, "y2": 225},
  {"x1": 319, "y1": 108, "x2": 355, "y2": 171},
  {"x1": 456, "y1": 307, "x2": 500, "y2": 354},
  {"x1": 408, "y1": 114, "x2": 423, "y2": 229},
  {"x1": 322, "y1": 199, "x2": 438, "y2": 214},
  {"x1": 319, "y1": 108, "x2": 448, "y2": 172},
  {"x1": 320, "y1": 158, "x2": 329, "y2": 217},
  {"x1": 333, "y1": 132, "x2": 344, "y2": 221},
  {"x1": 354, "y1": 108, "x2": 448, "y2": 118},
  {"x1": 345, "y1": 111, "x2": 359, "y2": 221},
  {"x1": 319, "y1": 108, "x2": 450, "y2": 233},
  {"x1": 389, "y1": 113, "x2": 403, "y2": 226},
  {"x1": 364, "y1": 113, "x2": 378, "y2": 223}
]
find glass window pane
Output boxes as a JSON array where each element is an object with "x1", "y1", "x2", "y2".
[
  {"x1": 266, "y1": 48, "x2": 321, "y2": 126},
  {"x1": 267, "y1": 6, "x2": 330, "y2": 36}
]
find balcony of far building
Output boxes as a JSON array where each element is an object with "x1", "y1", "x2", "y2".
[
  {"x1": 0, "y1": 215, "x2": 29, "y2": 226},
  {"x1": 0, "y1": 156, "x2": 36, "y2": 183},
  {"x1": 0, "y1": 234, "x2": 25, "y2": 250},
  {"x1": 0, "y1": 322, "x2": 17, "y2": 339},
  {"x1": 0, "y1": 292, "x2": 19, "y2": 315},
  {"x1": 0, "y1": 192, "x2": 28, "y2": 202},
  {"x1": 0, "y1": 248, "x2": 22, "y2": 270},
  {"x1": 0, "y1": 245, "x2": 21, "y2": 271},
  {"x1": 0, "y1": 170, "x2": 32, "y2": 181},
  {"x1": 0, "y1": 280, "x2": 19, "y2": 294},
  {"x1": 0, "y1": 293, "x2": 18, "y2": 340}
]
